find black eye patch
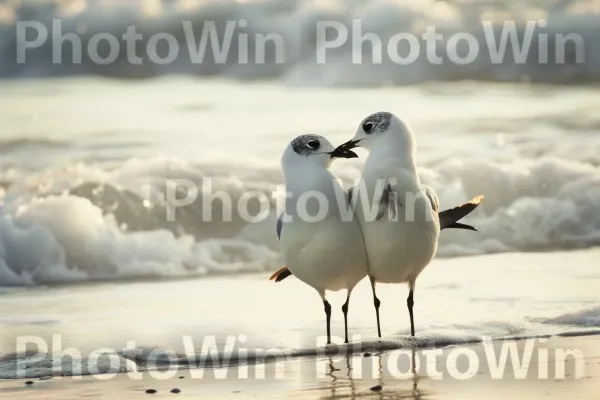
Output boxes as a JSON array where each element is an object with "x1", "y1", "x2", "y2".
[
  {"x1": 361, "y1": 112, "x2": 392, "y2": 134},
  {"x1": 290, "y1": 134, "x2": 324, "y2": 156}
]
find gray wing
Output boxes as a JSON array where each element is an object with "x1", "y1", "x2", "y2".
[
  {"x1": 422, "y1": 184, "x2": 440, "y2": 213},
  {"x1": 276, "y1": 212, "x2": 283, "y2": 241},
  {"x1": 375, "y1": 183, "x2": 399, "y2": 222}
]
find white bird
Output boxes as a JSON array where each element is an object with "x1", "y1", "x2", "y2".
[
  {"x1": 336, "y1": 112, "x2": 483, "y2": 337},
  {"x1": 269, "y1": 134, "x2": 369, "y2": 344}
]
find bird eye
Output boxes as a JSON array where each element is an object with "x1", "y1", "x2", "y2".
[
  {"x1": 307, "y1": 140, "x2": 320, "y2": 150},
  {"x1": 363, "y1": 121, "x2": 375, "y2": 133}
]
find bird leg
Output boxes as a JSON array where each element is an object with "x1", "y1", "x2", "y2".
[
  {"x1": 341, "y1": 292, "x2": 351, "y2": 344},
  {"x1": 369, "y1": 276, "x2": 382, "y2": 338},
  {"x1": 323, "y1": 300, "x2": 332, "y2": 344},
  {"x1": 407, "y1": 287, "x2": 415, "y2": 337}
]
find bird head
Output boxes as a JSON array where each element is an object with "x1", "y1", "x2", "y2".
[
  {"x1": 281, "y1": 134, "x2": 358, "y2": 170},
  {"x1": 335, "y1": 111, "x2": 415, "y2": 156}
]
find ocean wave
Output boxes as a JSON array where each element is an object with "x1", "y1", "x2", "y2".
[
  {"x1": 543, "y1": 304, "x2": 600, "y2": 327},
  {"x1": 0, "y1": 193, "x2": 280, "y2": 286},
  {"x1": 0, "y1": 138, "x2": 70, "y2": 154},
  {"x1": 1, "y1": 0, "x2": 600, "y2": 85},
  {"x1": 0, "y1": 153, "x2": 599, "y2": 286},
  {"x1": 430, "y1": 156, "x2": 600, "y2": 256}
]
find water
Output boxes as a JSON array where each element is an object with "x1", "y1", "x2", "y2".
[
  {"x1": 2, "y1": 78, "x2": 600, "y2": 283},
  {"x1": 1, "y1": 77, "x2": 600, "y2": 378}
]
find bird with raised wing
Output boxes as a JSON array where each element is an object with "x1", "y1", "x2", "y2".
[{"x1": 335, "y1": 111, "x2": 483, "y2": 338}]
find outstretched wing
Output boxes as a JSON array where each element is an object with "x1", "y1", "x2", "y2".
[
  {"x1": 438, "y1": 195, "x2": 484, "y2": 230},
  {"x1": 269, "y1": 266, "x2": 292, "y2": 282},
  {"x1": 422, "y1": 185, "x2": 482, "y2": 231}
]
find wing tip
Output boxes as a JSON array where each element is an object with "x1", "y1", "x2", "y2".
[
  {"x1": 449, "y1": 222, "x2": 478, "y2": 231},
  {"x1": 269, "y1": 267, "x2": 291, "y2": 282},
  {"x1": 470, "y1": 194, "x2": 484, "y2": 205}
]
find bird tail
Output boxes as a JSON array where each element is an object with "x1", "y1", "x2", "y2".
[
  {"x1": 269, "y1": 266, "x2": 292, "y2": 282},
  {"x1": 439, "y1": 195, "x2": 484, "y2": 231}
]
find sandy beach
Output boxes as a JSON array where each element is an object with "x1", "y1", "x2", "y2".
[
  {"x1": 1, "y1": 334, "x2": 598, "y2": 399},
  {"x1": 1, "y1": 249, "x2": 599, "y2": 399}
]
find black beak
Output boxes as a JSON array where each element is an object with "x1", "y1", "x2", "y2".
[
  {"x1": 328, "y1": 144, "x2": 358, "y2": 159},
  {"x1": 330, "y1": 139, "x2": 361, "y2": 160}
]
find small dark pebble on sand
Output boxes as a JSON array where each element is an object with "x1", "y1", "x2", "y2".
[
  {"x1": 370, "y1": 385, "x2": 382, "y2": 392},
  {"x1": 145, "y1": 389, "x2": 157, "y2": 394},
  {"x1": 25, "y1": 381, "x2": 34, "y2": 385},
  {"x1": 170, "y1": 388, "x2": 181, "y2": 394},
  {"x1": 178, "y1": 376, "x2": 185, "y2": 379},
  {"x1": 363, "y1": 352, "x2": 372, "y2": 357}
]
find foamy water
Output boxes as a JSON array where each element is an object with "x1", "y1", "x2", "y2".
[{"x1": 1, "y1": 78, "x2": 600, "y2": 285}]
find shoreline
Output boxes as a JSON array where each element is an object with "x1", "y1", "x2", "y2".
[{"x1": 1, "y1": 334, "x2": 599, "y2": 399}]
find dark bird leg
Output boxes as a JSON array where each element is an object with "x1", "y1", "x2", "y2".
[
  {"x1": 407, "y1": 280, "x2": 415, "y2": 337},
  {"x1": 342, "y1": 291, "x2": 352, "y2": 344},
  {"x1": 369, "y1": 276, "x2": 382, "y2": 338},
  {"x1": 323, "y1": 299, "x2": 332, "y2": 344}
]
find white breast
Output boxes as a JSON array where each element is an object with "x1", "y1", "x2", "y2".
[
  {"x1": 352, "y1": 165, "x2": 440, "y2": 284},
  {"x1": 280, "y1": 169, "x2": 368, "y2": 293}
]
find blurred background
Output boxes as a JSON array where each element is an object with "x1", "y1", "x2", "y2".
[{"x1": 1, "y1": 0, "x2": 600, "y2": 82}]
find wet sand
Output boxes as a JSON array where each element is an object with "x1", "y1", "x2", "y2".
[{"x1": 1, "y1": 335, "x2": 598, "y2": 399}]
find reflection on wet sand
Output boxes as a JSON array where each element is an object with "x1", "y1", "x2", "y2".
[{"x1": 309, "y1": 349, "x2": 430, "y2": 400}]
